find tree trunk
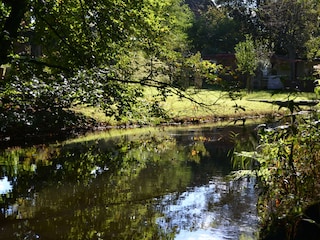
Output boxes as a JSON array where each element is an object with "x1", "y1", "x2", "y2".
[
  {"x1": 246, "y1": 73, "x2": 253, "y2": 93},
  {"x1": 288, "y1": 46, "x2": 297, "y2": 87},
  {"x1": 0, "y1": 0, "x2": 28, "y2": 65}
]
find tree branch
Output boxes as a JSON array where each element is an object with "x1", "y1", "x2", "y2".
[
  {"x1": 36, "y1": 14, "x2": 87, "y2": 67},
  {"x1": 27, "y1": 58, "x2": 72, "y2": 72},
  {"x1": 97, "y1": 69, "x2": 221, "y2": 108}
]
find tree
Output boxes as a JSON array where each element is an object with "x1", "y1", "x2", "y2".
[
  {"x1": 188, "y1": 6, "x2": 245, "y2": 55},
  {"x1": 234, "y1": 35, "x2": 258, "y2": 92},
  {"x1": 257, "y1": 0, "x2": 320, "y2": 82},
  {"x1": 0, "y1": 0, "x2": 197, "y2": 135},
  {"x1": 213, "y1": 0, "x2": 261, "y2": 37},
  {"x1": 305, "y1": 1, "x2": 320, "y2": 60},
  {"x1": 0, "y1": 0, "x2": 28, "y2": 65}
]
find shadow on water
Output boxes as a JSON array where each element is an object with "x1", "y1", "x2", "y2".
[{"x1": 0, "y1": 123, "x2": 259, "y2": 239}]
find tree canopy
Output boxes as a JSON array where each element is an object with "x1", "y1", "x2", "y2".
[
  {"x1": 234, "y1": 35, "x2": 259, "y2": 91},
  {"x1": 188, "y1": 6, "x2": 245, "y2": 55},
  {"x1": 2, "y1": 0, "x2": 195, "y2": 71},
  {"x1": 257, "y1": 0, "x2": 319, "y2": 55},
  {"x1": 0, "y1": 0, "x2": 207, "y2": 135}
]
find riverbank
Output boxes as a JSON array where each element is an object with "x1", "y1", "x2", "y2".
[
  {"x1": 73, "y1": 89, "x2": 317, "y2": 126},
  {"x1": 0, "y1": 89, "x2": 318, "y2": 147}
]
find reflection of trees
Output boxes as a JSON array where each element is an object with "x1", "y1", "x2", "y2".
[
  {"x1": 0, "y1": 126, "x2": 257, "y2": 239},
  {"x1": 170, "y1": 125, "x2": 257, "y2": 182},
  {"x1": 0, "y1": 133, "x2": 195, "y2": 239}
]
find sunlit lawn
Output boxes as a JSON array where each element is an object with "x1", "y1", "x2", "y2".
[
  {"x1": 154, "y1": 88, "x2": 318, "y2": 120},
  {"x1": 73, "y1": 87, "x2": 318, "y2": 125}
]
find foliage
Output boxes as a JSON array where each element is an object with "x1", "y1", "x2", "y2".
[
  {"x1": 235, "y1": 35, "x2": 257, "y2": 76},
  {"x1": 166, "y1": 52, "x2": 221, "y2": 89},
  {"x1": 256, "y1": 110, "x2": 320, "y2": 238},
  {"x1": 230, "y1": 129, "x2": 258, "y2": 170},
  {"x1": 0, "y1": 0, "x2": 202, "y2": 136},
  {"x1": 234, "y1": 35, "x2": 258, "y2": 91},
  {"x1": 306, "y1": 37, "x2": 320, "y2": 60},
  {"x1": 212, "y1": 0, "x2": 259, "y2": 38},
  {"x1": 258, "y1": 0, "x2": 320, "y2": 57},
  {"x1": 0, "y1": 62, "x2": 81, "y2": 135},
  {"x1": 313, "y1": 64, "x2": 320, "y2": 97},
  {"x1": 214, "y1": 0, "x2": 320, "y2": 60},
  {"x1": 231, "y1": 89, "x2": 320, "y2": 238},
  {"x1": 208, "y1": 0, "x2": 320, "y2": 85},
  {"x1": 256, "y1": 0, "x2": 320, "y2": 83},
  {"x1": 188, "y1": 6, "x2": 245, "y2": 55},
  {"x1": 0, "y1": 0, "x2": 29, "y2": 65}
]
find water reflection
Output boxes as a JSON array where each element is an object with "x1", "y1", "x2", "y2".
[
  {"x1": 0, "y1": 124, "x2": 259, "y2": 239},
  {"x1": 0, "y1": 177, "x2": 12, "y2": 194},
  {"x1": 157, "y1": 176, "x2": 258, "y2": 240}
]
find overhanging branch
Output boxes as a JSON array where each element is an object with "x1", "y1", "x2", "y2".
[{"x1": 97, "y1": 69, "x2": 223, "y2": 108}]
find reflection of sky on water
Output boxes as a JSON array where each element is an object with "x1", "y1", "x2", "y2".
[
  {"x1": 156, "y1": 177, "x2": 259, "y2": 240},
  {"x1": 0, "y1": 176, "x2": 12, "y2": 194}
]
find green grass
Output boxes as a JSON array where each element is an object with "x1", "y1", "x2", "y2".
[
  {"x1": 72, "y1": 105, "x2": 117, "y2": 125},
  {"x1": 159, "y1": 88, "x2": 318, "y2": 120},
  {"x1": 72, "y1": 88, "x2": 318, "y2": 125}
]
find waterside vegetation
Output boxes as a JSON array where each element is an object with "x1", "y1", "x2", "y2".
[
  {"x1": 1, "y1": 0, "x2": 320, "y2": 239},
  {"x1": 233, "y1": 95, "x2": 320, "y2": 238}
]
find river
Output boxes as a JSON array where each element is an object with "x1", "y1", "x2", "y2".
[{"x1": 0, "y1": 123, "x2": 260, "y2": 239}]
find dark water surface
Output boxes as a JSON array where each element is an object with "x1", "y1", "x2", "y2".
[{"x1": 0, "y1": 124, "x2": 259, "y2": 239}]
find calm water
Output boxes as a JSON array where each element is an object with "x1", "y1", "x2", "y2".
[{"x1": 0, "y1": 124, "x2": 259, "y2": 239}]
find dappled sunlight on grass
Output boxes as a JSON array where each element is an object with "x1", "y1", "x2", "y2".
[
  {"x1": 72, "y1": 88, "x2": 317, "y2": 125},
  {"x1": 160, "y1": 89, "x2": 294, "y2": 119}
]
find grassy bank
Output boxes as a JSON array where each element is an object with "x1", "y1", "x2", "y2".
[{"x1": 72, "y1": 88, "x2": 318, "y2": 126}]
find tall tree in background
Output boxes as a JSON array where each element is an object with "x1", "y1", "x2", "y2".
[
  {"x1": 214, "y1": 0, "x2": 260, "y2": 37},
  {"x1": 212, "y1": 0, "x2": 320, "y2": 83},
  {"x1": 257, "y1": 0, "x2": 320, "y2": 82},
  {"x1": 188, "y1": 6, "x2": 244, "y2": 55}
]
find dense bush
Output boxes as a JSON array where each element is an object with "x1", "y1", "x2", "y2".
[
  {"x1": 257, "y1": 110, "x2": 320, "y2": 239},
  {"x1": 0, "y1": 63, "x2": 93, "y2": 138}
]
